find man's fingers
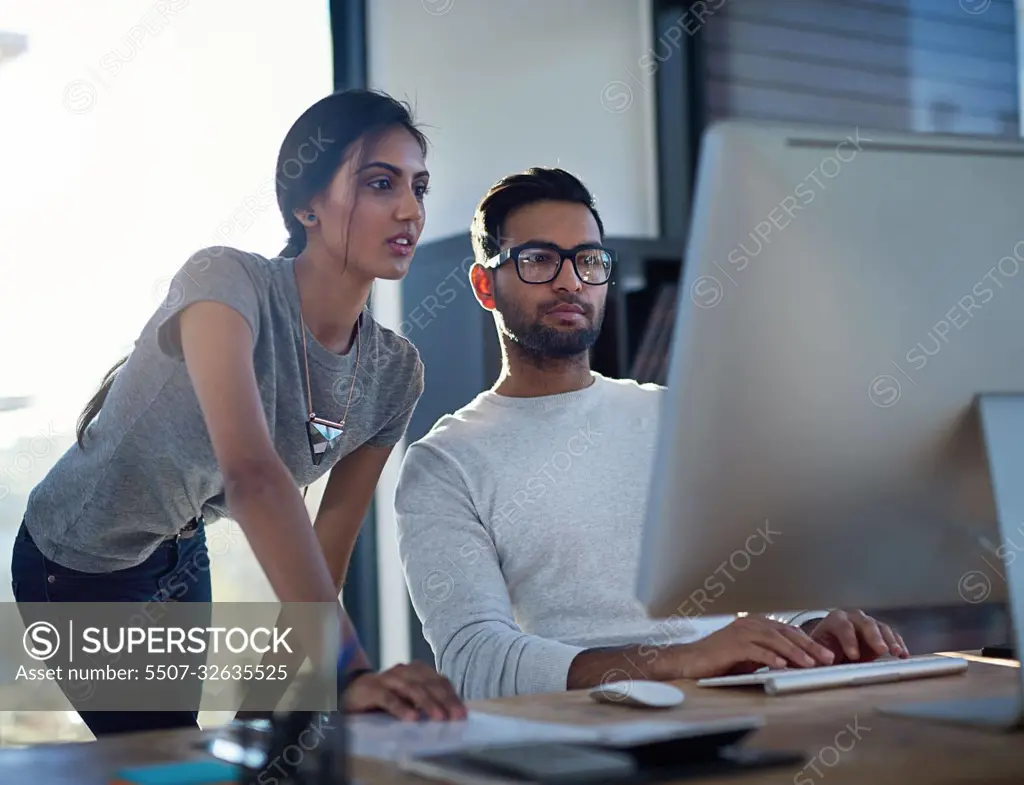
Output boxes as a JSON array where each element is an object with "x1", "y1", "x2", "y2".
[
  {"x1": 743, "y1": 642, "x2": 790, "y2": 670},
  {"x1": 878, "y1": 623, "x2": 901, "y2": 657},
  {"x1": 771, "y1": 623, "x2": 835, "y2": 665},
  {"x1": 877, "y1": 623, "x2": 905, "y2": 658},
  {"x1": 894, "y1": 631, "x2": 910, "y2": 658},
  {"x1": 751, "y1": 630, "x2": 817, "y2": 668},
  {"x1": 851, "y1": 612, "x2": 888, "y2": 658},
  {"x1": 822, "y1": 615, "x2": 860, "y2": 661},
  {"x1": 746, "y1": 617, "x2": 832, "y2": 663}
]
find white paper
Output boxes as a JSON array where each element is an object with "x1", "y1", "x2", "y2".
[
  {"x1": 348, "y1": 711, "x2": 764, "y2": 762},
  {"x1": 347, "y1": 711, "x2": 596, "y2": 762},
  {"x1": 585, "y1": 715, "x2": 764, "y2": 746}
]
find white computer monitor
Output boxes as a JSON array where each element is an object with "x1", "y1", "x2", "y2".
[{"x1": 638, "y1": 120, "x2": 1024, "y2": 729}]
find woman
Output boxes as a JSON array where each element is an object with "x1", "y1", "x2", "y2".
[{"x1": 10, "y1": 88, "x2": 466, "y2": 737}]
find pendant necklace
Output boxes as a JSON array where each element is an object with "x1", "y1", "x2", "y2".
[{"x1": 301, "y1": 313, "x2": 361, "y2": 466}]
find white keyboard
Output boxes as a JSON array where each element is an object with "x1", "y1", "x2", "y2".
[{"x1": 697, "y1": 655, "x2": 969, "y2": 696}]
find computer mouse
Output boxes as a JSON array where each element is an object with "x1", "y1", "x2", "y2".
[{"x1": 589, "y1": 680, "x2": 685, "y2": 709}]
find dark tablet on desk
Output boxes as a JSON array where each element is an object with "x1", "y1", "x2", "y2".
[
  {"x1": 982, "y1": 645, "x2": 1015, "y2": 660},
  {"x1": 401, "y1": 722, "x2": 805, "y2": 785}
]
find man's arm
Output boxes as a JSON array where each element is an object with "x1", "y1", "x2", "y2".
[
  {"x1": 565, "y1": 611, "x2": 834, "y2": 689},
  {"x1": 396, "y1": 443, "x2": 844, "y2": 696},
  {"x1": 566, "y1": 645, "x2": 690, "y2": 689},
  {"x1": 397, "y1": 442, "x2": 586, "y2": 700}
]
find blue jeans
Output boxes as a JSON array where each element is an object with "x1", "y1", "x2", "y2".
[{"x1": 10, "y1": 518, "x2": 212, "y2": 738}]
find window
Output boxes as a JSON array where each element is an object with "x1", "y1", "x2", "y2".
[{"x1": 0, "y1": 0, "x2": 332, "y2": 743}]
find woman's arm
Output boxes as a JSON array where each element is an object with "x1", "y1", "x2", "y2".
[
  {"x1": 314, "y1": 443, "x2": 393, "y2": 593},
  {"x1": 180, "y1": 301, "x2": 462, "y2": 720},
  {"x1": 313, "y1": 445, "x2": 466, "y2": 721},
  {"x1": 179, "y1": 301, "x2": 344, "y2": 669},
  {"x1": 309, "y1": 445, "x2": 394, "y2": 675}
]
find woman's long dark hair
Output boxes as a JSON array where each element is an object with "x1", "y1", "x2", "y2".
[{"x1": 75, "y1": 88, "x2": 428, "y2": 447}]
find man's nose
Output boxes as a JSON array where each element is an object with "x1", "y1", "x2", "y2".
[{"x1": 553, "y1": 257, "x2": 583, "y2": 292}]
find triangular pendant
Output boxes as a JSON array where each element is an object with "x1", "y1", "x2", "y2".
[{"x1": 307, "y1": 420, "x2": 343, "y2": 466}]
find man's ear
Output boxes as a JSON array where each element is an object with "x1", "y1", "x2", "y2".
[{"x1": 469, "y1": 263, "x2": 496, "y2": 311}]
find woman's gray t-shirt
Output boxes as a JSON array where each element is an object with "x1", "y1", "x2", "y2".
[{"x1": 24, "y1": 246, "x2": 424, "y2": 572}]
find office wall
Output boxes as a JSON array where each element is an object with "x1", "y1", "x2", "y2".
[
  {"x1": 366, "y1": 0, "x2": 659, "y2": 243},
  {"x1": 365, "y1": 0, "x2": 659, "y2": 667},
  {"x1": 703, "y1": 0, "x2": 1020, "y2": 136}
]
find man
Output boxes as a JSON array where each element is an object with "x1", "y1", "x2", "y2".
[{"x1": 395, "y1": 167, "x2": 908, "y2": 701}]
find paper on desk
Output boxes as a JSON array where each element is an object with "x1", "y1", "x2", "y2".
[
  {"x1": 348, "y1": 711, "x2": 593, "y2": 761},
  {"x1": 349, "y1": 711, "x2": 765, "y2": 762},
  {"x1": 205, "y1": 713, "x2": 596, "y2": 767},
  {"x1": 585, "y1": 715, "x2": 764, "y2": 746}
]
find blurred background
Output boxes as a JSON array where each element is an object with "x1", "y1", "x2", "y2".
[{"x1": 0, "y1": 0, "x2": 1021, "y2": 744}]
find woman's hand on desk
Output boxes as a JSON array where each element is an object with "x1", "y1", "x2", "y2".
[
  {"x1": 805, "y1": 609, "x2": 909, "y2": 664},
  {"x1": 342, "y1": 661, "x2": 467, "y2": 722}
]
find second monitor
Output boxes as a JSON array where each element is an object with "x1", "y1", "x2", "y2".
[{"x1": 637, "y1": 120, "x2": 1024, "y2": 728}]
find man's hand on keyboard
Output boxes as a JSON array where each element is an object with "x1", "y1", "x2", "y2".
[
  {"x1": 805, "y1": 609, "x2": 909, "y2": 664},
  {"x1": 676, "y1": 615, "x2": 837, "y2": 678}
]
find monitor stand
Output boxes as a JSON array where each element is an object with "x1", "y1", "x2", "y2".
[{"x1": 880, "y1": 394, "x2": 1024, "y2": 731}]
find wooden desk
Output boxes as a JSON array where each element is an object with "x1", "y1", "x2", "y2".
[{"x1": 1, "y1": 655, "x2": 1021, "y2": 784}]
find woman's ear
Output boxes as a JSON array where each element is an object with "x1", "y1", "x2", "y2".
[
  {"x1": 294, "y1": 207, "x2": 317, "y2": 227},
  {"x1": 469, "y1": 263, "x2": 496, "y2": 311}
]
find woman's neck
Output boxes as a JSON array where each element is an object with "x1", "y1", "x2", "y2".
[{"x1": 293, "y1": 250, "x2": 371, "y2": 355}]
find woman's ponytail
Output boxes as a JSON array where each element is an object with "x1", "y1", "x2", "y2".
[
  {"x1": 75, "y1": 354, "x2": 129, "y2": 447},
  {"x1": 278, "y1": 213, "x2": 307, "y2": 258}
]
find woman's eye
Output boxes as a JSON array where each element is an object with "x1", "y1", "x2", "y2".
[{"x1": 367, "y1": 177, "x2": 428, "y2": 199}]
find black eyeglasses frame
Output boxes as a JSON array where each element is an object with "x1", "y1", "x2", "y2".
[{"x1": 483, "y1": 241, "x2": 616, "y2": 286}]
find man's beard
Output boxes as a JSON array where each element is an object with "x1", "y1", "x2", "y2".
[{"x1": 494, "y1": 288, "x2": 604, "y2": 361}]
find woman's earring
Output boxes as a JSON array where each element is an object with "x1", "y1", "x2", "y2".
[{"x1": 306, "y1": 212, "x2": 316, "y2": 224}]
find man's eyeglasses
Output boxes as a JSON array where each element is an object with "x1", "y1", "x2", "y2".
[{"x1": 484, "y1": 242, "x2": 615, "y2": 285}]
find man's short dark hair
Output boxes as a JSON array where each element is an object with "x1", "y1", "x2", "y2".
[{"x1": 470, "y1": 167, "x2": 605, "y2": 266}]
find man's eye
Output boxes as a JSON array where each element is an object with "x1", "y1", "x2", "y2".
[{"x1": 521, "y1": 250, "x2": 558, "y2": 264}]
